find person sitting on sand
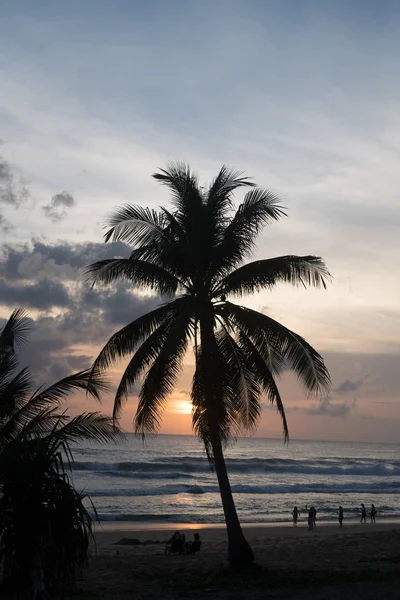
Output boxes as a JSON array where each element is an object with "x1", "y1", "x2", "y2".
[
  {"x1": 360, "y1": 503, "x2": 367, "y2": 524},
  {"x1": 186, "y1": 533, "x2": 201, "y2": 554},
  {"x1": 166, "y1": 531, "x2": 185, "y2": 554},
  {"x1": 338, "y1": 506, "x2": 343, "y2": 528},
  {"x1": 370, "y1": 504, "x2": 377, "y2": 524},
  {"x1": 292, "y1": 506, "x2": 299, "y2": 526}
]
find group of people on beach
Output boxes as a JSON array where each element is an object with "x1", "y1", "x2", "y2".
[
  {"x1": 292, "y1": 503, "x2": 377, "y2": 528},
  {"x1": 165, "y1": 531, "x2": 201, "y2": 555}
]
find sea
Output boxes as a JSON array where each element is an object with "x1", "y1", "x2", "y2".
[{"x1": 71, "y1": 434, "x2": 400, "y2": 526}]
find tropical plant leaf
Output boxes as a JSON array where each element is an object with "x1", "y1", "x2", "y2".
[
  {"x1": 237, "y1": 330, "x2": 289, "y2": 442},
  {"x1": 211, "y1": 188, "x2": 287, "y2": 279},
  {"x1": 134, "y1": 308, "x2": 193, "y2": 436},
  {"x1": 218, "y1": 302, "x2": 331, "y2": 395},
  {"x1": 0, "y1": 308, "x2": 31, "y2": 353},
  {"x1": 90, "y1": 298, "x2": 186, "y2": 375},
  {"x1": 103, "y1": 204, "x2": 168, "y2": 246},
  {"x1": 112, "y1": 315, "x2": 178, "y2": 422},
  {"x1": 217, "y1": 255, "x2": 331, "y2": 297},
  {"x1": 85, "y1": 257, "x2": 180, "y2": 296}
]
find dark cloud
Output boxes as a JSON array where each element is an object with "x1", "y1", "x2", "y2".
[
  {"x1": 0, "y1": 239, "x2": 162, "y2": 385},
  {"x1": 334, "y1": 377, "x2": 367, "y2": 394},
  {"x1": 0, "y1": 155, "x2": 29, "y2": 208},
  {"x1": 42, "y1": 191, "x2": 75, "y2": 221},
  {"x1": 0, "y1": 239, "x2": 129, "y2": 280},
  {"x1": 305, "y1": 395, "x2": 356, "y2": 418},
  {"x1": 0, "y1": 278, "x2": 71, "y2": 309}
]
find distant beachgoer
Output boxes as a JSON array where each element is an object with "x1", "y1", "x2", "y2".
[
  {"x1": 292, "y1": 506, "x2": 299, "y2": 527},
  {"x1": 307, "y1": 506, "x2": 314, "y2": 531},
  {"x1": 186, "y1": 533, "x2": 201, "y2": 554},
  {"x1": 311, "y1": 506, "x2": 317, "y2": 529},
  {"x1": 338, "y1": 506, "x2": 343, "y2": 528},
  {"x1": 370, "y1": 504, "x2": 377, "y2": 524},
  {"x1": 360, "y1": 503, "x2": 367, "y2": 524}
]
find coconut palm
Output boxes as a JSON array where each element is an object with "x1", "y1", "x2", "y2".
[
  {"x1": 0, "y1": 309, "x2": 118, "y2": 598},
  {"x1": 86, "y1": 164, "x2": 331, "y2": 566}
]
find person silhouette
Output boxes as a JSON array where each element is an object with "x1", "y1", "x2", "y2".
[
  {"x1": 360, "y1": 503, "x2": 367, "y2": 524},
  {"x1": 338, "y1": 506, "x2": 343, "y2": 528},
  {"x1": 370, "y1": 504, "x2": 377, "y2": 524}
]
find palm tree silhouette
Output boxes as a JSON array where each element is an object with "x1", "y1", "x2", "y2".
[
  {"x1": 0, "y1": 309, "x2": 117, "y2": 597},
  {"x1": 86, "y1": 164, "x2": 331, "y2": 565}
]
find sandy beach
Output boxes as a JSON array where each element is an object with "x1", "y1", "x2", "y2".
[{"x1": 73, "y1": 522, "x2": 400, "y2": 599}]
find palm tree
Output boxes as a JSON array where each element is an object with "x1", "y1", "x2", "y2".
[
  {"x1": 0, "y1": 309, "x2": 118, "y2": 598},
  {"x1": 86, "y1": 164, "x2": 331, "y2": 566}
]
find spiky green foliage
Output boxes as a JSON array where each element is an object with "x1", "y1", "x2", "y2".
[
  {"x1": 87, "y1": 163, "x2": 331, "y2": 450},
  {"x1": 0, "y1": 310, "x2": 118, "y2": 597}
]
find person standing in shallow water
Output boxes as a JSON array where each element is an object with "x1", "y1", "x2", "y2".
[
  {"x1": 292, "y1": 506, "x2": 299, "y2": 526},
  {"x1": 360, "y1": 503, "x2": 367, "y2": 524},
  {"x1": 338, "y1": 506, "x2": 343, "y2": 528},
  {"x1": 307, "y1": 506, "x2": 314, "y2": 530},
  {"x1": 370, "y1": 504, "x2": 377, "y2": 524},
  {"x1": 312, "y1": 506, "x2": 317, "y2": 529}
]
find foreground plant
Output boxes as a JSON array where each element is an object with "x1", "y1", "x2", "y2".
[
  {"x1": 0, "y1": 309, "x2": 117, "y2": 598},
  {"x1": 87, "y1": 163, "x2": 331, "y2": 566}
]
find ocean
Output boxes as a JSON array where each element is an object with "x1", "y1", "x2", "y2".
[{"x1": 71, "y1": 434, "x2": 400, "y2": 525}]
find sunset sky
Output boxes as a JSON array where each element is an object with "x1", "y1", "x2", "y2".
[{"x1": 0, "y1": 0, "x2": 399, "y2": 443}]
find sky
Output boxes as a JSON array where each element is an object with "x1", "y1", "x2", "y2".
[{"x1": 0, "y1": 0, "x2": 399, "y2": 443}]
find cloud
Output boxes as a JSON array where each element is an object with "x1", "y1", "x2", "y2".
[
  {"x1": 0, "y1": 239, "x2": 161, "y2": 384},
  {"x1": 42, "y1": 191, "x2": 75, "y2": 221},
  {"x1": 0, "y1": 155, "x2": 29, "y2": 231},
  {"x1": 0, "y1": 155, "x2": 29, "y2": 208},
  {"x1": 0, "y1": 213, "x2": 12, "y2": 233},
  {"x1": 335, "y1": 377, "x2": 367, "y2": 394},
  {"x1": 305, "y1": 395, "x2": 356, "y2": 418},
  {"x1": 0, "y1": 239, "x2": 129, "y2": 280},
  {"x1": 0, "y1": 278, "x2": 71, "y2": 309}
]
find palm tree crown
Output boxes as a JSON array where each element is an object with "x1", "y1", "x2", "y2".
[
  {"x1": 87, "y1": 164, "x2": 330, "y2": 446},
  {"x1": 86, "y1": 163, "x2": 331, "y2": 565}
]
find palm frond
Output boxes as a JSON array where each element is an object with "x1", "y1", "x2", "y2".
[
  {"x1": 34, "y1": 369, "x2": 111, "y2": 405},
  {"x1": 51, "y1": 412, "x2": 119, "y2": 445},
  {"x1": 134, "y1": 309, "x2": 193, "y2": 436},
  {"x1": 0, "y1": 351, "x2": 20, "y2": 391},
  {"x1": 112, "y1": 315, "x2": 178, "y2": 422},
  {"x1": 237, "y1": 330, "x2": 289, "y2": 442},
  {"x1": 218, "y1": 302, "x2": 331, "y2": 396},
  {"x1": 215, "y1": 325, "x2": 262, "y2": 432},
  {"x1": 0, "y1": 308, "x2": 31, "y2": 352},
  {"x1": 85, "y1": 257, "x2": 181, "y2": 296},
  {"x1": 0, "y1": 367, "x2": 33, "y2": 418},
  {"x1": 103, "y1": 205, "x2": 168, "y2": 246},
  {"x1": 207, "y1": 166, "x2": 255, "y2": 219},
  {"x1": 91, "y1": 299, "x2": 185, "y2": 374},
  {"x1": 217, "y1": 255, "x2": 331, "y2": 297},
  {"x1": 212, "y1": 188, "x2": 286, "y2": 278},
  {"x1": 153, "y1": 161, "x2": 203, "y2": 211}
]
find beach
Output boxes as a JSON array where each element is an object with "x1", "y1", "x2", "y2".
[{"x1": 73, "y1": 522, "x2": 400, "y2": 599}]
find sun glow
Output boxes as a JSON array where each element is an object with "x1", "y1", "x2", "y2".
[{"x1": 172, "y1": 399, "x2": 193, "y2": 415}]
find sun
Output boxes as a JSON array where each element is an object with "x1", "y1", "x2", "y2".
[{"x1": 172, "y1": 399, "x2": 193, "y2": 415}]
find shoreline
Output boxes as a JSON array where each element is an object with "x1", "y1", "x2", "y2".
[{"x1": 94, "y1": 518, "x2": 400, "y2": 533}]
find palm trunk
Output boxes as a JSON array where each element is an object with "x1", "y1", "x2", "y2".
[
  {"x1": 199, "y1": 308, "x2": 254, "y2": 567},
  {"x1": 211, "y1": 435, "x2": 254, "y2": 566}
]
